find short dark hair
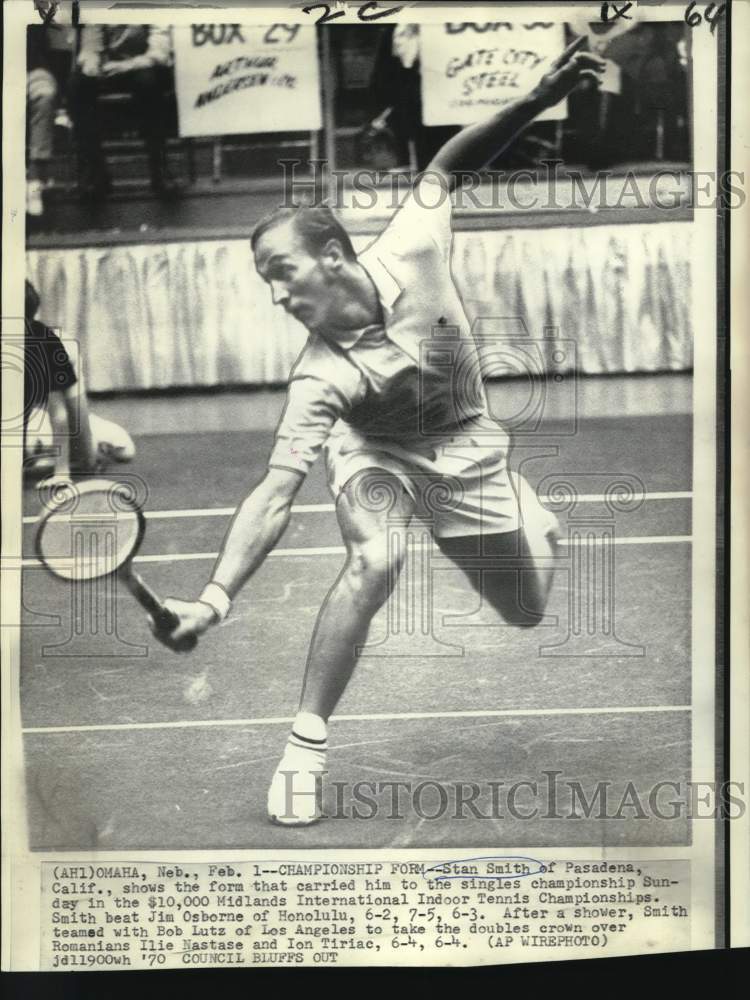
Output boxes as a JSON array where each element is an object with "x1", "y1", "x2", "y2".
[{"x1": 251, "y1": 204, "x2": 357, "y2": 261}]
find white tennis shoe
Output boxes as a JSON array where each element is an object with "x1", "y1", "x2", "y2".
[
  {"x1": 267, "y1": 739, "x2": 327, "y2": 826},
  {"x1": 26, "y1": 179, "x2": 44, "y2": 217}
]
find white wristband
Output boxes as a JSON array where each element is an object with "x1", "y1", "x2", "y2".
[{"x1": 199, "y1": 582, "x2": 232, "y2": 623}]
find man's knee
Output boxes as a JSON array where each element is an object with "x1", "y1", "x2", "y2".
[
  {"x1": 344, "y1": 538, "x2": 404, "y2": 612},
  {"x1": 336, "y1": 470, "x2": 413, "y2": 611}
]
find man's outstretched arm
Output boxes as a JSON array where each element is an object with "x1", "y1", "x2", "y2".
[
  {"x1": 156, "y1": 372, "x2": 349, "y2": 648},
  {"x1": 157, "y1": 467, "x2": 304, "y2": 646},
  {"x1": 426, "y1": 35, "x2": 605, "y2": 189},
  {"x1": 212, "y1": 467, "x2": 304, "y2": 597}
]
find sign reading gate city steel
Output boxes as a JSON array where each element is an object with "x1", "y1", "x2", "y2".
[
  {"x1": 420, "y1": 22, "x2": 569, "y2": 125},
  {"x1": 173, "y1": 23, "x2": 322, "y2": 137}
]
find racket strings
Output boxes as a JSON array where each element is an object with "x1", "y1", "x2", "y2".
[{"x1": 37, "y1": 484, "x2": 142, "y2": 581}]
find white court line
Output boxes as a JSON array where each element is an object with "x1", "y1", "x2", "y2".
[
  {"x1": 15, "y1": 535, "x2": 692, "y2": 569},
  {"x1": 583, "y1": 535, "x2": 691, "y2": 546},
  {"x1": 22, "y1": 704, "x2": 691, "y2": 736},
  {"x1": 21, "y1": 490, "x2": 693, "y2": 525}
]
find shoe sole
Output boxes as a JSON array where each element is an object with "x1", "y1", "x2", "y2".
[{"x1": 268, "y1": 813, "x2": 322, "y2": 828}]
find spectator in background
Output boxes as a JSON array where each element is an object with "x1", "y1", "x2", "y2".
[
  {"x1": 24, "y1": 280, "x2": 135, "y2": 483},
  {"x1": 604, "y1": 23, "x2": 689, "y2": 162},
  {"x1": 370, "y1": 24, "x2": 456, "y2": 172},
  {"x1": 26, "y1": 23, "x2": 66, "y2": 217},
  {"x1": 383, "y1": 24, "x2": 421, "y2": 169},
  {"x1": 565, "y1": 32, "x2": 628, "y2": 170},
  {"x1": 68, "y1": 25, "x2": 179, "y2": 199},
  {"x1": 637, "y1": 24, "x2": 689, "y2": 162}
]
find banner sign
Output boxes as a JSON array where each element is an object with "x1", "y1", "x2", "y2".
[
  {"x1": 173, "y1": 24, "x2": 322, "y2": 137},
  {"x1": 420, "y1": 22, "x2": 568, "y2": 125}
]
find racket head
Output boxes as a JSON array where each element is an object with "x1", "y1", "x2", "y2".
[{"x1": 35, "y1": 478, "x2": 146, "y2": 582}]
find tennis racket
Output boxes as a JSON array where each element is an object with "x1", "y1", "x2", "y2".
[{"x1": 35, "y1": 478, "x2": 196, "y2": 652}]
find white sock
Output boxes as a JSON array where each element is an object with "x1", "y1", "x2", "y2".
[
  {"x1": 287, "y1": 712, "x2": 328, "y2": 756},
  {"x1": 269, "y1": 713, "x2": 327, "y2": 824}
]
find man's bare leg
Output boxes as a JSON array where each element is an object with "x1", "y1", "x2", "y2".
[
  {"x1": 268, "y1": 470, "x2": 415, "y2": 824},
  {"x1": 437, "y1": 473, "x2": 559, "y2": 626}
]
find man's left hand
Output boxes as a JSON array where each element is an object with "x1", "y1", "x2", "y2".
[{"x1": 532, "y1": 35, "x2": 606, "y2": 108}]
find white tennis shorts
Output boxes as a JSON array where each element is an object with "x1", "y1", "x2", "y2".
[{"x1": 324, "y1": 418, "x2": 520, "y2": 539}]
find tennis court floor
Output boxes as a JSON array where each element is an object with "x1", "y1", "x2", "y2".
[{"x1": 18, "y1": 409, "x2": 692, "y2": 850}]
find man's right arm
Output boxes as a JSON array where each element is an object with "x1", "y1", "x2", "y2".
[
  {"x1": 160, "y1": 467, "x2": 304, "y2": 644},
  {"x1": 212, "y1": 467, "x2": 303, "y2": 598},
  {"x1": 157, "y1": 366, "x2": 356, "y2": 648},
  {"x1": 425, "y1": 36, "x2": 604, "y2": 190}
]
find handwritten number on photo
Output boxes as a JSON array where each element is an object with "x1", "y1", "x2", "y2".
[
  {"x1": 302, "y1": 3, "x2": 344, "y2": 24},
  {"x1": 302, "y1": 2, "x2": 405, "y2": 25},
  {"x1": 601, "y1": 1, "x2": 725, "y2": 35},
  {"x1": 685, "y1": 2, "x2": 726, "y2": 34}
]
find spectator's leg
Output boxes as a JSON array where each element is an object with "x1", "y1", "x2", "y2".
[
  {"x1": 27, "y1": 68, "x2": 57, "y2": 182},
  {"x1": 89, "y1": 414, "x2": 136, "y2": 464},
  {"x1": 26, "y1": 68, "x2": 58, "y2": 215},
  {"x1": 125, "y1": 66, "x2": 178, "y2": 194},
  {"x1": 67, "y1": 70, "x2": 110, "y2": 195}
]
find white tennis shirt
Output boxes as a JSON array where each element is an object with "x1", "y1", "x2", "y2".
[{"x1": 268, "y1": 177, "x2": 492, "y2": 477}]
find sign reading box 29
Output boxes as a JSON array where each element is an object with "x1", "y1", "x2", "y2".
[
  {"x1": 420, "y1": 22, "x2": 569, "y2": 125},
  {"x1": 173, "y1": 24, "x2": 322, "y2": 137}
]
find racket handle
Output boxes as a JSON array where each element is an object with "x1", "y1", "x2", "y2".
[
  {"x1": 124, "y1": 569, "x2": 197, "y2": 651},
  {"x1": 152, "y1": 605, "x2": 181, "y2": 634},
  {"x1": 124, "y1": 568, "x2": 170, "y2": 620}
]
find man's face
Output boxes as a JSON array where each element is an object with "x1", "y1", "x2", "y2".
[{"x1": 254, "y1": 220, "x2": 334, "y2": 331}]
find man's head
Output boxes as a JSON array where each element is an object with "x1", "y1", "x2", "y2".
[{"x1": 251, "y1": 205, "x2": 357, "y2": 331}]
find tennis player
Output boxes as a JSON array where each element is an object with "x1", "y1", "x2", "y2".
[{"x1": 161, "y1": 39, "x2": 605, "y2": 825}]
